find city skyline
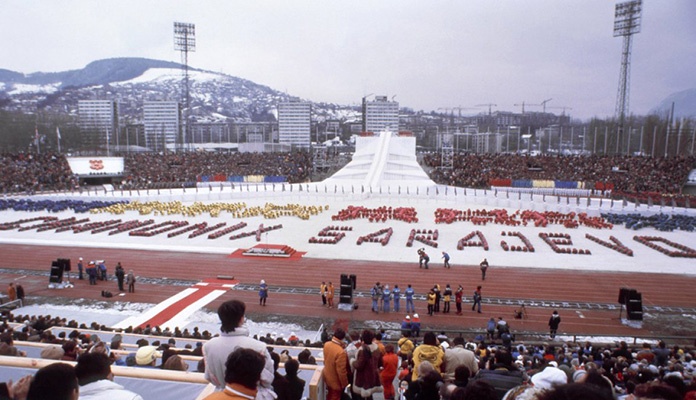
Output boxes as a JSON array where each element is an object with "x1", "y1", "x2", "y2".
[{"x1": 3, "y1": 0, "x2": 695, "y2": 120}]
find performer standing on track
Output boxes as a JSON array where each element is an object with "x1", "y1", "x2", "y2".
[
  {"x1": 471, "y1": 285, "x2": 482, "y2": 313},
  {"x1": 320, "y1": 282, "x2": 328, "y2": 307},
  {"x1": 441, "y1": 251, "x2": 451, "y2": 268},
  {"x1": 259, "y1": 279, "x2": 268, "y2": 306},
  {"x1": 327, "y1": 281, "x2": 335, "y2": 308},
  {"x1": 548, "y1": 310, "x2": 561, "y2": 339},
  {"x1": 479, "y1": 258, "x2": 489, "y2": 280}
]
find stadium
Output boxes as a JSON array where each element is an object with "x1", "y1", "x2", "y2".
[{"x1": 1, "y1": 129, "x2": 695, "y2": 399}]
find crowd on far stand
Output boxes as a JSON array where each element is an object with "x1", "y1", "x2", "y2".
[
  {"x1": 424, "y1": 153, "x2": 695, "y2": 195},
  {"x1": 1, "y1": 151, "x2": 693, "y2": 197},
  {"x1": 120, "y1": 151, "x2": 313, "y2": 189},
  {"x1": 0, "y1": 151, "x2": 313, "y2": 194},
  {"x1": 0, "y1": 152, "x2": 77, "y2": 194}
]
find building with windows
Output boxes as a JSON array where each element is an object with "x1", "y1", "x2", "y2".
[
  {"x1": 78, "y1": 100, "x2": 119, "y2": 151},
  {"x1": 278, "y1": 100, "x2": 311, "y2": 149},
  {"x1": 143, "y1": 101, "x2": 181, "y2": 152},
  {"x1": 362, "y1": 95, "x2": 399, "y2": 133}
]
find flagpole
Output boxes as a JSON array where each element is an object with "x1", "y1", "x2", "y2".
[{"x1": 35, "y1": 127, "x2": 41, "y2": 155}]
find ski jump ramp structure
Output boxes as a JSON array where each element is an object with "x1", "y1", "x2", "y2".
[{"x1": 322, "y1": 130, "x2": 436, "y2": 192}]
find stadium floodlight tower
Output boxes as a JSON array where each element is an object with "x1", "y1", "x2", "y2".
[
  {"x1": 613, "y1": 0, "x2": 642, "y2": 151},
  {"x1": 174, "y1": 22, "x2": 196, "y2": 151}
]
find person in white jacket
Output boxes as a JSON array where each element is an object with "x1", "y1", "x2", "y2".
[
  {"x1": 75, "y1": 352, "x2": 143, "y2": 400},
  {"x1": 203, "y1": 299, "x2": 276, "y2": 399}
]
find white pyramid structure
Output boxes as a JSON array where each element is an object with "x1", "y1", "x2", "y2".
[{"x1": 322, "y1": 130, "x2": 436, "y2": 191}]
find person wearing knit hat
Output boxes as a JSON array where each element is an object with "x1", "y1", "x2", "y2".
[
  {"x1": 572, "y1": 369, "x2": 587, "y2": 382},
  {"x1": 40, "y1": 345, "x2": 65, "y2": 360},
  {"x1": 135, "y1": 345, "x2": 159, "y2": 367}
]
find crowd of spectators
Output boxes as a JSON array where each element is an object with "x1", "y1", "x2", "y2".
[
  {"x1": 0, "y1": 151, "x2": 313, "y2": 194},
  {"x1": 120, "y1": 151, "x2": 313, "y2": 188},
  {"x1": 424, "y1": 153, "x2": 696, "y2": 194},
  {"x1": 0, "y1": 152, "x2": 77, "y2": 194},
  {"x1": 1, "y1": 151, "x2": 694, "y2": 196},
  {"x1": 2, "y1": 308, "x2": 695, "y2": 400}
]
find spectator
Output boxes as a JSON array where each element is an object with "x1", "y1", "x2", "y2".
[
  {"x1": 270, "y1": 351, "x2": 290, "y2": 400},
  {"x1": 203, "y1": 347, "x2": 268, "y2": 400},
  {"x1": 284, "y1": 358, "x2": 305, "y2": 400},
  {"x1": 75, "y1": 352, "x2": 144, "y2": 399},
  {"x1": 203, "y1": 299, "x2": 275, "y2": 394},
  {"x1": 0, "y1": 332, "x2": 26, "y2": 357},
  {"x1": 322, "y1": 327, "x2": 349, "y2": 400},
  {"x1": 411, "y1": 332, "x2": 444, "y2": 381},
  {"x1": 351, "y1": 329, "x2": 383, "y2": 400},
  {"x1": 404, "y1": 361, "x2": 443, "y2": 400},
  {"x1": 471, "y1": 349, "x2": 525, "y2": 400},
  {"x1": 443, "y1": 337, "x2": 479, "y2": 382},
  {"x1": 27, "y1": 362, "x2": 79, "y2": 400}
]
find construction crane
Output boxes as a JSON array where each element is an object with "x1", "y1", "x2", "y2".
[
  {"x1": 548, "y1": 106, "x2": 573, "y2": 116},
  {"x1": 452, "y1": 106, "x2": 478, "y2": 117},
  {"x1": 514, "y1": 101, "x2": 531, "y2": 114},
  {"x1": 540, "y1": 98, "x2": 553, "y2": 113},
  {"x1": 475, "y1": 103, "x2": 497, "y2": 116},
  {"x1": 438, "y1": 107, "x2": 453, "y2": 115}
]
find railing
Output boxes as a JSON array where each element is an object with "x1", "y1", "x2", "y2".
[{"x1": 4, "y1": 340, "x2": 325, "y2": 400}]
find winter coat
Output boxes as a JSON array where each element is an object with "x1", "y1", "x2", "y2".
[
  {"x1": 548, "y1": 315, "x2": 561, "y2": 330},
  {"x1": 411, "y1": 344, "x2": 444, "y2": 380},
  {"x1": 78, "y1": 379, "x2": 143, "y2": 400},
  {"x1": 203, "y1": 327, "x2": 275, "y2": 393},
  {"x1": 322, "y1": 338, "x2": 349, "y2": 391},
  {"x1": 352, "y1": 343, "x2": 383, "y2": 398}
]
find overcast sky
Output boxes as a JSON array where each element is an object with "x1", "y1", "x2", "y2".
[{"x1": 3, "y1": 0, "x2": 695, "y2": 120}]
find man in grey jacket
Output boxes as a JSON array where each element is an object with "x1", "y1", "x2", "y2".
[
  {"x1": 203, "y1": 299, "x2": 276, "y2": 397},
  {"x1": 75, "y1": 352, "x2": 143, "y2": 400}
]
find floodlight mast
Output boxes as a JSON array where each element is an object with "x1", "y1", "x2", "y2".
[
  {"x1": 174, "y1": 22, "x2": 196, "y2": 151},
  {"x1": 613, "y1": 0, "x2": 642, "y2": 151}
]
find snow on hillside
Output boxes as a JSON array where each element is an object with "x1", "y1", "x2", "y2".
[
  {"x1": 112, "y1": 68, "x2": 223, "y2": 86},
  {"x1": 7, "y1": 82, "x2": 60, "y2": 95}
]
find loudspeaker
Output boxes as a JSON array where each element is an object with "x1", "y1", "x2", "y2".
[
  {"x1": 339, "y1": 274, "x2": 353, "y2": 304},
  {"x1": 618, "y1": 288, "x2": 632, "y2": 305},
  {"x1": 626, "y1": 291, "x2": 643, "y2": 321},
  {"x1": 58, "y1": 258, "x2": 71, "y2": 272},
  {"x1": 350, "y1": 274, "x2": 357, "y2": 290},
  {"x1": 49, "y1": 260, "x2": 64, "y2": 283}
]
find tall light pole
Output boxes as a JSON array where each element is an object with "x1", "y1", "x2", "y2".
[
  {"x1": 613, "y1": 0, "x2": 642, "y2": 152},
  {"x1": 174, "y1": 22, "x2": 196, "y2": 152}
]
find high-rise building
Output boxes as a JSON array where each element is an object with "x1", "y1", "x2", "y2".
[
  {"x1": 362, "y1": 95, "x2": 399, "y2": 133},
  {"x1": 278, "y1": 100, "x2": 311, "y2": 149},
  {"x1": 143, "y1": 101, "x2": 181, "y2": 152},
  {"x1": 78, "y1": 100, "x2": 119, "y2": 151}
]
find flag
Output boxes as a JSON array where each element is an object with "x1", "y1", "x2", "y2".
[
  {"x1": 34, "y1": 128, "x2": 39, "y2": 145},
  {"x1": 56, "y1": 127, "x2": 62, "y2": 140}
]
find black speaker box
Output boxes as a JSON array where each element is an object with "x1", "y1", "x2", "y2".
[
  {"x1": 49, "y1": 260, "x2": 64, "y2": 283},
  {"x1": 58, "y1": 258, "x2": 71, "y2": 272},
  {"x1": 618, "y1": 288, "x2": 632, "y2": 304}
]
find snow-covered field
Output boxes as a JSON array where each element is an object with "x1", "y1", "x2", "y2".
[{"x1": 3, "y1": 185, "x2": 695, "y2": 332}]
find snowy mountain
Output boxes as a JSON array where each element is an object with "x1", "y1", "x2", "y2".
[
  {"x1": 0, "y1": 57, "x2": 359, "y2": 123},
  {"x1": 650, "y1": 88, "x2": 696, "y2": 120}
]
